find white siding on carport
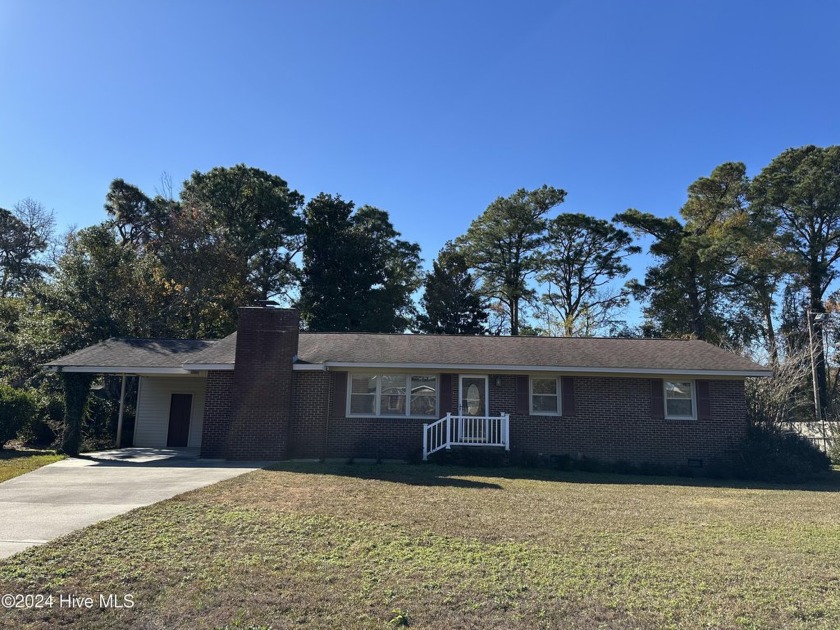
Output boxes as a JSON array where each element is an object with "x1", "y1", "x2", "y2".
[{"x1": 134, "y1": 376, "x2": 207, "y2": 448}]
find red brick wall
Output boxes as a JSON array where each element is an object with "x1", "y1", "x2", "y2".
[
  {"x1": 288, "y1": 371, "x2": 427, "y2": 460},
  {"x1": 289, "y1": 372, "x2": 747, "y2": 466},
  {"x1": 289, "y1": 371, "x2": 331, "y2": 459},
  {"x1": 507, "y1": 376, "x2": 746, "y2": 467},
  {"x1": 204, "y1": 352, "x2": 748, "y2": 466},
  {"x1": 200, "y1": 307, "x2": 299, "y2": 460},
  {"x1": 200, "y1": 370, "x2": 234, "y2": 458}
]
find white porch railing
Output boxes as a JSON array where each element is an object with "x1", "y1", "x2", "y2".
[{"x1": 422, "y1": 413, "x2": 510, "y2": 461}]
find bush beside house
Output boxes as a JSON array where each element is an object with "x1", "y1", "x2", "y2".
[{"x1": 0, "y1": 383, "x2": 37, "y2": 448}]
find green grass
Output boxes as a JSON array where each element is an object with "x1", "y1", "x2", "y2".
[
  {"x1": 1, "y1": 463, "x2": 840, "y2": 629},
  {"x1": 0, "y1": 449, "x2": 64, "y2": 483}
]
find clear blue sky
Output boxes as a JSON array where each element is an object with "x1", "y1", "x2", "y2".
[{"x1": 2, "y1": 0, "x2": 839, "y2": 318}]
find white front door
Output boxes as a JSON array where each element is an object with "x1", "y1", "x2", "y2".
[{"x1": 458, "y1": 375, "x2": 489, "y2": 443}]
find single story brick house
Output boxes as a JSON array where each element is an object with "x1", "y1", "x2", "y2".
[{"x1": 46, "y1": 306, "x2": 770, "y2": 467}]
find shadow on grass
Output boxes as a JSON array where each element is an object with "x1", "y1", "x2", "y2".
[
  {"x1": 266, "y1": 460, "x2": 840, "y2": 493},
  {"x1": 266, "y1": 461, "x2": 504, "y2": 489}
]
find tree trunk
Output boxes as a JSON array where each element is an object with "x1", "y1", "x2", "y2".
[
  {"x1": 765, "y1": 310, "x2": 778, "y2": 364},
  {"x1": 686, "y1": 265, "x2": 705, "y2": 339},
  {"x1": 61, "y1": 372, "x2": 94, "y2": 456},
  {"x1": 510, "y1": 298, "x2": 519, "y2": 336},
  {"x1": 810, "y1": 286, "x2": 829, "y2": 418}
]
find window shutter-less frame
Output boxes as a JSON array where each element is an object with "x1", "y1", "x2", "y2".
[
  {"x1": 696, "y1": 380, "x2": 712, "y2": 420},
  {"x1": 561, "y1": 376, "x2": 576, "y2": 416},
  {"x1": 331, "y1": 371, "x2": 347, "y2": 417},
  {"x1": 650, "y1": 378, "x2": 664, "y2": 419},
  {"x1": 439, "y1": 374, "x2": 453, "y2": 415},
  {"x1": 515, "y1": 376, "x2": 529, "y2": 414}
]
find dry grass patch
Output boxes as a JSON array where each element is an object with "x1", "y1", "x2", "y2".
[
  {"x1": 0, "y1": 449, "x2": 63, "y2": 483},
  {"x1": 0, "y1": 463, "x2": 839, "y2": 629}
]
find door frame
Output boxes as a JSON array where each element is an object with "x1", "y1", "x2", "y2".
[{"x1": 458, "y1": 374, "x2": 489, "y2": 417}]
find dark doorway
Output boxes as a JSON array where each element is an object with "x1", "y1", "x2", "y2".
[{"x1": 167, "y1": 393, "x2": 192, "y2": 447}]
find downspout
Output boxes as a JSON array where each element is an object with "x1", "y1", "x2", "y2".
[{"x1": 323, "y1": 369, "x2": 331, "y2": 462}]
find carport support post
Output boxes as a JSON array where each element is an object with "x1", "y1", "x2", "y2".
[{"x1": 115, "y1": 374, "x2": 127, "y2": 448}]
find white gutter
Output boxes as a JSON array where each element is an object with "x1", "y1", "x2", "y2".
[
  {"x1": 313, "y1": 362, "x2": 772, "y2": 378},
  {"x1": 46, "y1": 361, "x2": 770, "y2": 378}
]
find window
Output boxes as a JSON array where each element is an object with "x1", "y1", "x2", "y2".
[
  {"x1": 530, "y1": 377, "x2": 561, "y2": 415},
  {"x1": 350, "y1": 374, "x2": 377, "y2": 415},
  {"x1": 664, "y1": 380, "x2": 695, "y2": 419},
  {"x1": 410, "y1": 375, "x2": 437, "y2": 416},
  {"x1": 348, "y1": 373, "x2": 438, "y2": 417},
  {"x1": 380, "y1": 374, "x2": 407, "y2": 414}
]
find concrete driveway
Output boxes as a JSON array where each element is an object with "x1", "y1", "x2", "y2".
[{"x1": 0, "y1": 448, "x2": 267, "y2": 559}]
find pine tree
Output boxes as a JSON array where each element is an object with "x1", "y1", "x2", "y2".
[{"x1": 417, "y1": 243, "x2": 488, "y2": 335}]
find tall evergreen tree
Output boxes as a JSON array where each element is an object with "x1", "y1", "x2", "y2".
[
  {"x1": 180, "y1": 164, "x2": 305, "y2": 302},
  {"x1": 538, "y1": 213, "x2": 639, "y2": 336},
  {"x1": 750, "y1": 145, "x2": 840, "y2": 414},
  {"x1": 99, "y1": 166, "x2": 306, "y2": 337},
  {"x1": 616, "y1": 162, "x2": 773, "y2": 349},
  {"x1": 458, "y1": 185, "x2": 566, "y2": 335},
  {"x1": 417, "y1": 242, "x2": 487, "y2": 335},
  {"x1": 298, "y1": 194, "x2": 422, "y2": 332}
]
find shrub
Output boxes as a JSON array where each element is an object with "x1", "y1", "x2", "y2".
[
  {"x1": 428, "y1": 448, "x2": 507, "y2": 467},
  {"x1": 828, "y1": 433, "x2": 840, "y2": 466},
  {"x1": 0, "y1": 383, "x2": 38, "y2": 448},
  {"x1": 734, "y1": 422, "x2": 831, "y2": 482},
  {"x1": 16, "y1": 390, "x2": 61, "y2": 447},
  {"x1": 405, "y1": 447, "x2": 423, "y2": 465},
  {"x1": 576, "y1": 456, "x2": 608, "y2": 473},
  {"x1": 550, "y1": 453, "x2": 574, "y2": 471},
  {"x1": 511, "y1": 450, "x2": 542, "y2": 468}
]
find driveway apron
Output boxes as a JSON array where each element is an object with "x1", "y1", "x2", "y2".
[{"x1": 0, "y1": 449, "x2": 266, "y2": 559}]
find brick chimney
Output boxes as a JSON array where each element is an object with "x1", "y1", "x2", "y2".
[{"x1": 225, "y1": 306, "x2": 300, "y2": 459}]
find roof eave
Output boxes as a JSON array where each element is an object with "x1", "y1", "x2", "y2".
[
  {"x1": 311, "y1": 361, "x2": 771, "y2": 378},
  {"x1": 181, "y1": 363, "x2": 235, "y2": 371},
  {"x1": 44, "y1": 365, "x2": 196, "y2": 375}
]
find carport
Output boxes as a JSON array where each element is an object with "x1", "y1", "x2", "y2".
[{"x1": 44, "y1": 338, "x2": 223, "y2": 450}]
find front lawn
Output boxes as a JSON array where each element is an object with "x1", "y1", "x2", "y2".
[
  {"x1": 0, "y1": 449, "x2": 64, "y2": 484},
  {"x1": 1, "y1": 463, "x2": 839, "y2": 629}
]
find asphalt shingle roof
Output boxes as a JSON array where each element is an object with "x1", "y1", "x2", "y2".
[
  {"x1": 46, "y1": 338, "x2": 220, "y2": 370},
  {"x1": 184, "y1": 333, "x2": 237, "y2": 365},
  {"x1": 46, "y1": 332, "x2": 769, "y2": 375},
  {"x1": 295, "y1": 333, "x2": 767, "y2": 373},
  {"x1": 185, "y1": 332, "x2": 766, "y2": 374}
]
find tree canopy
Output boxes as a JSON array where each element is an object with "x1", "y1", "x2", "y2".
[
  {"x1": 180, "y1": 165, "x2": 305, "y2": 302},
  {"x1": 538, "y1": 213, "x2": 639, "y2": 336},
  {"x1": 615, "y1": 162, "x2": 773, "y2": 349},
  {"x1": 0, "y1": 199, "x2": 54, "y2": 298},
  {"x1": 416, "y1": 242, "x2": 488, "y2": 335},
  {"x1": 458, "y1": 185, "x2": 566, "y2": 335},
  {"x1": 298, "y1": 193, "x2": 422, "y2": 332},
  {"x1": 750, "y1": 145, "x2": 840, "y2": 411}
]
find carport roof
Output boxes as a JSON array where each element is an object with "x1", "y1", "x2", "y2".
[{"x1": 44, "y1": 338, "x2": 222, "y2": 374}]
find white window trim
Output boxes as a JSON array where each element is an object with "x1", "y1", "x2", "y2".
[
  {"x1": 346, "y1": 372, "x2": 439, "y2": 419},
  {"x1": 664, "y1": 379, "x2": 697, "y2": 421},
  {"x1": 529, "y1": 376, "x2": 562, "y2": 417}
]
